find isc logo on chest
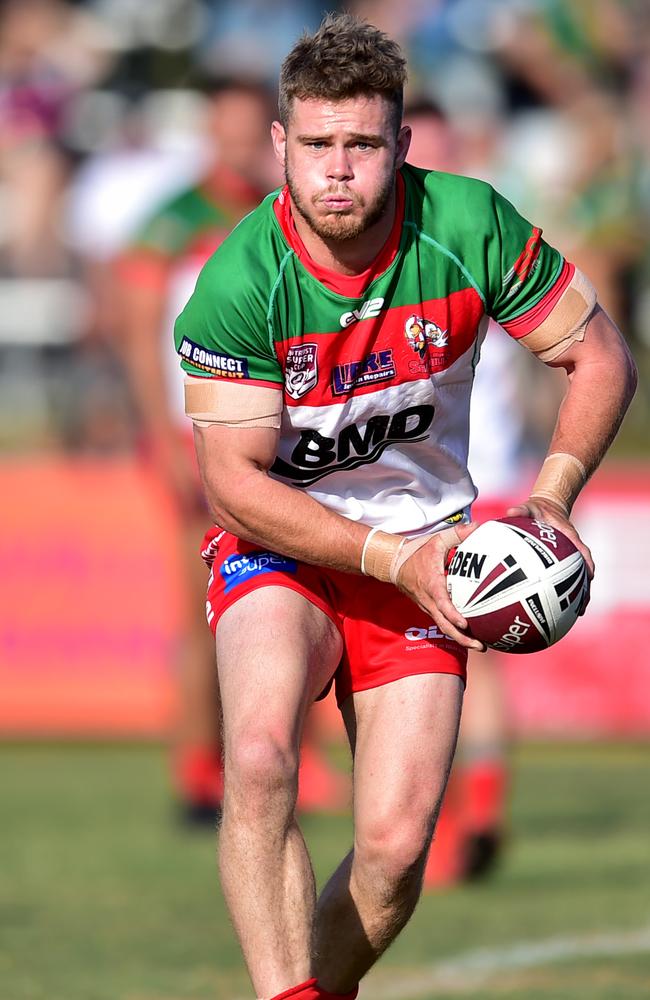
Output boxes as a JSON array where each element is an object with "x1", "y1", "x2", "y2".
[{"x1": 339, "y1": 297, "x2": 384, "y2": 328}]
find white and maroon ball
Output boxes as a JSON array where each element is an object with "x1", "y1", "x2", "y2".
[{"x1": 446, "y1": 516, "x2": 588, "y2": 653}]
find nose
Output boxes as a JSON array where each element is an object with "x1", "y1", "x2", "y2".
[{"x1": 326, "y1": 144, "x2": 354, "y2": 182}]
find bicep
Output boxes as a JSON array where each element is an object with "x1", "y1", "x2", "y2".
[
  {"x1": 194, "y1": 422, "x2": 280, "y2": 486},
  {"x1": 545, "y1": 305, "x2": 635, "y2": 376}
]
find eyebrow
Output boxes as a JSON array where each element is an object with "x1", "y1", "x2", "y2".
[{"x1": 295, "y1": 132, "x2": 387, "y2": 144}]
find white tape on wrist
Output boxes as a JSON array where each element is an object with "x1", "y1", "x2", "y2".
[
  {"x1": 388, "y1": 533, "x2": 433, "y2": 585},
  {"x1": 529, "y1": 452, "x2": 587, "y2": 515},
  {"x1": 361, "y1": 528, "x2": 404, "y2": 583}
]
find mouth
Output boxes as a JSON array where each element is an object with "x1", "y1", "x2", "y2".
[{"x1": 320, "y1": 195, "x2": 355, "y2": 211}]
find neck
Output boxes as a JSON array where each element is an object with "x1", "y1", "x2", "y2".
[{"x1": 289, "y1": 186, "x2": 397, "y2": 276}]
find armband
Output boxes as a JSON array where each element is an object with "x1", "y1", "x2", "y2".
[
  {"x1": 528, "y1": 452, "x2": 587, "y2": 515},
  {"x1": 184, "y1": 376, "x2": 282, "y2": 429},
  {"x1": 520, "y1": 267, "x2": 597, "y2": 362}
]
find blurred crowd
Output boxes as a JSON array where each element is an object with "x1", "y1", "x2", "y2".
[{"x1": 0, "y1": 0, "x2": 648, "y2": 456}]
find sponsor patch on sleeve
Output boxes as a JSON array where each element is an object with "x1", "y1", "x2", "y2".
[
  {"x1": 177, "y1": 335, "x2": 250, "y2": 379},
  {"x1": 502, "y1": 226, "x2": 543, "y2": 300}
]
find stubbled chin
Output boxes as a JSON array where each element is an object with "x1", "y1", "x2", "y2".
[{"x1": 312, "y1": 218, "x2": 366, "y2": 240}]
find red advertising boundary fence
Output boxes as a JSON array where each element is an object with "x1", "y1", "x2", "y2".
[{"x1": 0, "y1": 457, "x2": 648, "y2": 738}]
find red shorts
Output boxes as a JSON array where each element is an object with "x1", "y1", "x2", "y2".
[{"x1": 201, "y1": 528, "x2": 467, "y2": 707}]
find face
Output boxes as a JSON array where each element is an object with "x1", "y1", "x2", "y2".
[
  {"x1": 208, "y1": 89, "x2": 279, "y2": 188},
  {"x1": 405, "y1": 113, "x2": 458, "y2": 173},
  {"x1": 272, "y1": 94, "x2": 410, "y2": 242}
]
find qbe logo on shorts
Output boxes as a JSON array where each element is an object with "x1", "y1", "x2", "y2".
[{"x1": 220, "y1": 551, "x2": 297, "y2": 593}]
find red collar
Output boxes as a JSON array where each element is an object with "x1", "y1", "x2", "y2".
[{"x1": 273, "y1": 171, "x2": 404, "y2": 297}]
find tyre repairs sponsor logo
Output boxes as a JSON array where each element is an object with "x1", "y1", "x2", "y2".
[
  {"x1": 285, "y1": 343, "x2": 319, "y2": 400},
  {"x1": 271, "y1": 404, "x2": 435, "y2": 487},
  {"x1": 447, "y1": 549, "x2": 488, "y2": 580},
  {"x1": 220, "y1": 551, "x2": 297, "y2": 594},
  {"x1": 178, "y1": 335, "x2": 249, "y2": 379},
  {"x1": 331, "y1": 349, "x2": 395, "y2": 396},
  {"x1": 339, "y1": 297, "x2": 384, "y2": 328}
]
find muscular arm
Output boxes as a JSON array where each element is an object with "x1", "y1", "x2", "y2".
[
  {"x1": 537, "y1": 305, "x2": 637, "y2": 479},
  {"x1": 117, "y1": 255, "x2": 201, "y2": 509},
  {"x1": 194, "y1": 420, "x2": 367, "y2": 573},
  {"x1": 194, "y1": 419, "x2": 482, "y2": 648},
  {"x1": 118, "y1": 259, "x2": 175, "y2": 442},
  {"x1": 510, "y1": 305, "x2": 638, "y2": 571}
]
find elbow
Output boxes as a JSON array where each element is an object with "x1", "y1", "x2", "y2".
[
  {"x1": 628, "y1": 353, "x2": 639, "y2": 403},
  {"x1": 621, "y1": 341, "x2": 638, "y2": 409},
  {"x1": 202, "y1": 466, "x2": 268, "y2": 541}
]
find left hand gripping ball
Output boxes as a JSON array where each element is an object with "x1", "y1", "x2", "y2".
[{"x1": 446, "y1": 516, "x2": 588, "y2": 653}]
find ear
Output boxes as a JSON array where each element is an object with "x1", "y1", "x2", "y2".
[
  {"x1": 271, "y1": 121, "x2": 287, "y2": 168},
  {"x1": 396, "y1": 125, "x2": 412, "y2": 168}
]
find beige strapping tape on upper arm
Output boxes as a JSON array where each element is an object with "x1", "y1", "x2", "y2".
[
  {"x1": 184, "y1": 376, "x2": 283, "y2": 429},
  {"x1": 520, "y1": 267, "x2": 597, "y2": 362}
]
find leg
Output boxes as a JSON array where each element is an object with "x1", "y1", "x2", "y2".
[
  {"x1": 314, "y1": 673, "x2": 464, "y2": 992},
  {"x1": 424, "y1": 649, "x2": 509, "y2": 886},
  {"x1": 173, "y1": 512, "x2": 223, "y2": 817},
  {"x1": 216, "y1": 586, "x2": 342, "y2": 999},
  {"x1": 456, "y1": 649, "x2": 510, "y2": 876}
]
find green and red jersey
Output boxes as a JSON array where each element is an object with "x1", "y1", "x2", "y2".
[{"x1": 175, "y1": 164, "x2": 570, "y2": 533}]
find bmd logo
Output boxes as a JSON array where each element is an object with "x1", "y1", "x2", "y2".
[{"x1": 272, "y1": 404, "x2": 435, "y2": 487}]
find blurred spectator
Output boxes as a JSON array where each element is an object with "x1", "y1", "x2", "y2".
[
  {"x1": 0, "y1": 0, "x2": 116, "y2": 451},
  {"x1": 106, "y1": 76, "x2": 276, "y2": 820}
]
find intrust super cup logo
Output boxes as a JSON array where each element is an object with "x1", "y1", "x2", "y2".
[
  {"x1": 285, "y1": 343, "x2": 319, "y2": 400},
  {"x1": 404, "y1": 315, "x2": 448, "y2": 358}
]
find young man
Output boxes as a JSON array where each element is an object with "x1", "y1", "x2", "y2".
[{"x1": 174, "y1": 14, "x2": 636, "y2": 999}]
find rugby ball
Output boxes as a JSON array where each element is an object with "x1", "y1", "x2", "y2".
[{"x1": 446, "y1": 516, "x2": 588, "y2": 653}]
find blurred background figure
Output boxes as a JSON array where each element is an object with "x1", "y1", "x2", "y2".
[{"x1": 112, "y1": 76, "x2": 276, "y2": 822}]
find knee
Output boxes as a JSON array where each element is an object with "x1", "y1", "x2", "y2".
[
  {"x1": 225, "y1": 731, "x2": 298, "y2": 812},
  {"x1": 355, "y1": 807, "x2": 433, "y2": 895}
]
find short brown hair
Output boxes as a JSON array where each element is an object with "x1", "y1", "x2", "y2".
[{"x1": 278, "y1": 13, "x2": 407, "y2": 132}]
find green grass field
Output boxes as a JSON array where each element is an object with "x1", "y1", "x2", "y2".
[{"x1": 2, "y1": 742, "x2": 649, "y2": 1000}]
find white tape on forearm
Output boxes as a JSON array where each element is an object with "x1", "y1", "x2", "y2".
[
  {"x1": 388, "y1": 533, "x2": 433, "y2": 585},
  {"x1": 361, "y1": 527, "x2": 404, "y2": 583},
  {"x1": 529, "y1": 452, "x2": 587, "y2": 515}
]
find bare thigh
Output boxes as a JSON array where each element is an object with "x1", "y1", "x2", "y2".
[
  {"x1": 344, "y1": 674, "x2": 465, "y2": 845},
  {"x1": 216, "y1": 586, "x2": 343, "y2": 761}
]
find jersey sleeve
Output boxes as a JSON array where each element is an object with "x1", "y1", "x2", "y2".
[
  {"x1": 114, "y1": 201, "x2": 184, "y2": 290},
  {"x1": 173, "y1": 254, "x2": 283, "y2": 387},
  {"x1": 485, "y1": 188, "x2": 570, "y2": 339}
]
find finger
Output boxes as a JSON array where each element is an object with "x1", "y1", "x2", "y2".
[
  {"x1": 505, "y1": 504, "x2": 531, "y2": 518},
  {"x1": 440, "y1": 520, "x2": 478, "y2": 547},
  {"x1": 576, "y1": 541, "x2": 595, "y2": 579},
  {"x1": 420, "y1": 591, "x2": 484, "y2": 650}
]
